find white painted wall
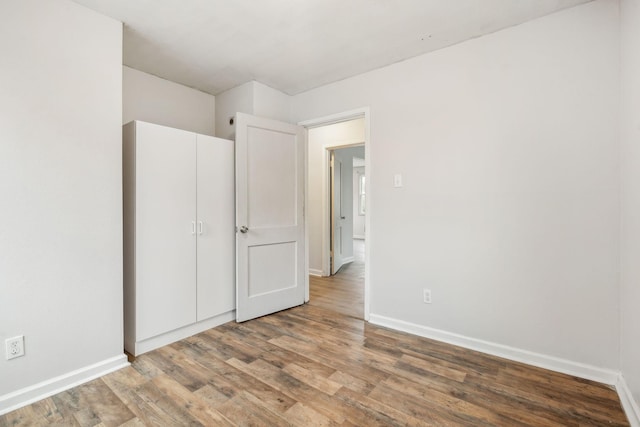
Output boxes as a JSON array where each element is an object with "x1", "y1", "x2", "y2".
[
  {"x1": 0, "y1": 0, "x2": 125, "y2": 409},
  {"x1": 215, "y1": 81, "x2": 254, "y2": 140},
  {"x1": 353, "y1": 165, "x2": 366, "y2": 239},
  {"x1": 307, "y1": 120, "x2": 365, "y2": 275},
  {"x1": 215, "y1": 81, "x2": 291, "y2": 139},
  {"x1": 123, "y1": 66, "x2": 216, "y2": 136},
  {"x1": 253, "y1": 81, "x2": 291, "y2": 124},
  {"x1": 620, "y1": 0, "x2": 640, "y2": 413},
  {"x1": 293, "y1": 0, "x2": 620, "y2": 369}
]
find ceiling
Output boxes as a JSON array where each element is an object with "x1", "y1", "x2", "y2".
[{"x1": 72, "y1": 0, "x2": 591, "y2": 96}]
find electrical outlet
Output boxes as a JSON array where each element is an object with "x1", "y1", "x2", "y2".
[
  {"x1": 5, "y1": 336, "x2": 25, "y2": 360},
  {"x1": 423, "y1": 289, "x2": 432, "y2": 304}
]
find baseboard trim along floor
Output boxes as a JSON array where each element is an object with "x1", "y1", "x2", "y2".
[
  {"x1": 369, "y1": 313, "x2": 640, "y2": 426},
  {"x1": 0, "y1": 354, "x2": 129, "y2": 416}
]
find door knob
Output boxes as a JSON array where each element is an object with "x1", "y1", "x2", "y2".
[
  {"x1": 340, "y1": 216, "x2": 346, "y2": 220},
  {"x1": 239, "y1": 225, "x2": 249, "y2": 233}
]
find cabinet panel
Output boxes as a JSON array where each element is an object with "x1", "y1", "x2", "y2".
[
  {"x1": 136, "y1": 122, "x2": 197, "y2": 340},
  {"x1": 196, "y1": 134, "x2": 235, "y2": 320}
]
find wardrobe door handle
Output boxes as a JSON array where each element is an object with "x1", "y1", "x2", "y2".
[
  {"x1": 191, "y1": 221, "x2": 196, "y2": 235},
  {"x1": 198, "y1": 221, "x2": 204, "y2": 235}
]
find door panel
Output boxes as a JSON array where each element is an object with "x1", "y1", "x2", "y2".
[
  {"x1": 332, "y1": 153, "x2": 345, "y2": 274},
  {"x1": 136, "y1": 122, "x2": 196, "y2": 340},
  {"x1": 248, "y1": 241, "x2": 297, "y2": 296},
  {"x1": 196, "y1": 134, "x2": 235, "y2": 321},
  {"x1": 330, "y1": 148, "x2": 357, "y2": 275},
  {"x1": 247, "y1": 127, "x2": 297, "y2": 228},
  {"x1": 236, "y1": 113, "x2": 305, "y2": 322}
]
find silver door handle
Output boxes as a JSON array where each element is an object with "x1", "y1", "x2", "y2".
[
  {"x1": 340, "y1": 216, "x2": 346, "y2": 220},
  {"x1": 198, "y1": 221, "x2": 203, "y2": 235},
  {"x1": 239, "y1": 225, "x2": 249, "y2": 233}
]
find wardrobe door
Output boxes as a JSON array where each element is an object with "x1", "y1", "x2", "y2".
[
  {"x1": 196, "y1": 134, "x2": 235, "y2": 321},
  {"x1": 136, "y1": 122, "x2": 197, "y2": 340}
]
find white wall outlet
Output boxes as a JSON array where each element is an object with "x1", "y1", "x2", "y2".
[
  {"x1": 423, "y1": 289, "x2": 432, "y2": 304},
  {"x1": 393, "y1": 174, "x2": 403, "y2": 188},
  {"x1": 5, "y1": 335, "x2": 25, "y2": 360}
]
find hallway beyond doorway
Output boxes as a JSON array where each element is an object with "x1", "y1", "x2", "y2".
[{"x1": 309, "y1": 239, "x2": 364, "y2": 319}]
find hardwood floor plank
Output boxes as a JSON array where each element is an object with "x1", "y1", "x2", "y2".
[
  {"x1": 268, "y1": 334, "x2": 390, "y2": 386},
  {"x1": 0, "y1": 405, "x2": 52, "y2": 427},
  {"x1": 399, "y1": 353, "x2": 468, "y2": 382},
  {"x1": 377, "y1": 372, "x2": 532, "y2": 427},
  {"x1": 282, "y1": 363, "x2": 342, "y2": 395},
  {"x1": 333, "y1": 387, "x2": 426, "y2": 427},
  {"x1": 52, "y1": 379, "x2": 135, "y2": 427},
  {"x1": 199, "y1": 327, "x2": 263, "y2": 363},
  {"x1": 228, "y1": 357, "x2": 391, "y2": 425},
  {"x1": 327, "y1": 370, "x2": 375, "y2": 395},
  {"x1": 72, "y1": 407, "x2": 103, "y2": 427},
  {"x1": 117, "y1": 418, "x2": 146, "y2": 427},
  {"x1": 294, "y1": 304, "x2": 366, "y2": 335},
  {"x1": 367, "y1": 326, "x2": 506, "y2": 377},
  {"x1": 142, "y1": 346, "x2": 210, "y2": 392},
  {"x1": 192, "y1": 384, "x2": 231, "y2": 407},
  {"x1": 283, "y1": 402, "x2": 337, "y2": 427},
  {"x1": 29, "y1": 398, "x2": 65, "y2": 425},
  {"x1": 216, "y1": 391, "x2": 292, "y2": 427},
  {"x1": 218, "y1": 324, "x2": 337, "y2": 379},
  {"x1": 151, "y1": 374, "x2": 235, "y2": 426},
  {"x1": 128, "y1": 356, "x2": 163, "y2": 381},
  {"x1": 171, "y1": 341, "x2": 298, "y2": 415},
  {"x1": 370, "y1": 351, "x2": 582, "y2": 426},
  {"x1": 130, "y1": 380, "x2": 202, "y2": 426},
  {"x1": 367, "y1": 382, "x2": 479, "y2": 426}
]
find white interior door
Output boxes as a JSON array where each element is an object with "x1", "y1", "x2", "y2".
[
  {"x1": 136, "y1": 122, "x2": 196, "y2": 340},
  {"x1": 196, "y1": 134, "x2": 235, "y2": 321},
  {"x1": 331, "y1": 152, "x2": 346, "y2": 274},
  {"x1": 235, "y1": 112, "x2": 305, "y2": 322}
]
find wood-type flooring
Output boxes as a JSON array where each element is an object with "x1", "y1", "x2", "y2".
[
  {"x1": 309, "y1": 239, "x2": 365, "y2": 320},
  {"x1": 1, "y1": 240, "x2": 630, "y2": 426}
]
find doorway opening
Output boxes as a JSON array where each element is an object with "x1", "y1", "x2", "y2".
[
  {"x1": 329, "y1": 145, "x2": 365, "y2": 275},
  {"x1": 301, "y1": 109, "x2": 369, "y2": 320}
]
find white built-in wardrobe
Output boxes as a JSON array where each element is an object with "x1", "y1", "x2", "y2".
[{"x1": 123, "y1": 121, "x2": 235, "y2": 356}]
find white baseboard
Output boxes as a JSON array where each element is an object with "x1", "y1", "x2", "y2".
[
  {"x1": 353, "y1": 235, "x2": 365, "y2": 240},
  {"x1": 309, "y1": 268, "x2": 323, "y2": 277},
  {"x1": 373, "y1": 312, "x2": 640, "y2": 424},
  {"x1": 0, "y1": 354, "x2": 128, "y2": 416},
  {"x1": 131, "y1": 310, "x2": 236, "y2": 356},
  {"x1": 617, "y1": 374, "x2": 640, "y2": 427},
  {"x1": 368, "y1": 314, "x2": 619, "y2": 385}
]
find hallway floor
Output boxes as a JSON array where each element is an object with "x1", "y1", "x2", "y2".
[{"x1": 309, "y1": 239, "x2": 364, "y2": 319}]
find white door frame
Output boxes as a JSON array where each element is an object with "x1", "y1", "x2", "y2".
[{"x1": 299, "y1": 107, "x2": 371, "y2": 321}]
